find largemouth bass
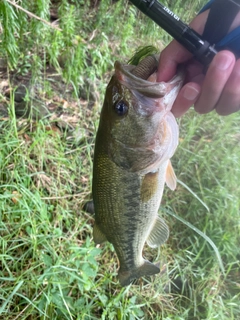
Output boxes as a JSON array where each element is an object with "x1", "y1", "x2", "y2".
[{"x1": 92, "y1": 54, "x2": 184, "y2": 286}]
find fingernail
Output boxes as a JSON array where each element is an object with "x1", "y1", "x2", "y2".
[
  {"x1": 214, "y1": 53, "x2": 233, "y2": 70},
  {"x1": 182, "y1": 86, "x2": 199, "y2": 101}
]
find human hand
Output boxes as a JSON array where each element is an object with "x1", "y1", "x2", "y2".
[{"x1": 157, "y1": 10, "x2": 240, "y2": 117}]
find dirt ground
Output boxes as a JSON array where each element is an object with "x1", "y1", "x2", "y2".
[{"x1": 0, "y1": 56, "x2": 101, "y2": 146}]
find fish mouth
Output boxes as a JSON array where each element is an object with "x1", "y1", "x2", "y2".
[
  {"x1": 115, "y1": 60, "x2": 168, "y2": 98},
  {"x1": 114, "y1": 59, "x2": 184, "y2": 115}
]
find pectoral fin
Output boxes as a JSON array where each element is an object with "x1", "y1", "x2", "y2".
[
  {"x1": 165, "y1": 160, "x2": 177, "y2": 191},
  {"x1": 147, "y1": 216, "x2": 169, "y2": 248},
  {"x1": 93, "y1": 223, "x2": 107, "y2": 244}
]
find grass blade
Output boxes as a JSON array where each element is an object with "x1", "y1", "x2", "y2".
[{"x1": 0, "y1": 280, "x2": 24, "y2": 314}]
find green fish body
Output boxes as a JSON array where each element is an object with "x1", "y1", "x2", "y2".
[{"x1": 92, "y1": 56, "x2": 184, "y2": 286}]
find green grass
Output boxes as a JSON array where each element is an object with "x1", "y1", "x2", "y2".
[{"x1": 0, "y1": 0, "x2": 240, "y2": 319}]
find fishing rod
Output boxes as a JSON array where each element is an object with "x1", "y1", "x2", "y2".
[{"x1": 129, "y1": 0, "x2": 218, "y2": 67}]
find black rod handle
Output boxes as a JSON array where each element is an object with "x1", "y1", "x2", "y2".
[{"x1": 130, "y1": 0, "x2": 218, "y2": 66}]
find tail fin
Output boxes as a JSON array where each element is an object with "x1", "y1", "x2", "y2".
[{"x1": 118, "y1": 260, "x2": 160, "y2": 287}]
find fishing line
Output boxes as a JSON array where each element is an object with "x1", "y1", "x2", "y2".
[{"x1": 163, "y1": 207, "x2": 225, "y2": 276}]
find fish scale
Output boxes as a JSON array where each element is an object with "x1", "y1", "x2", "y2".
[{"x1": 92, "y1": 55, "x2": 184, "y2": 286}]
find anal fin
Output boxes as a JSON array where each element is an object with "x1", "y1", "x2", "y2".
[
  {"x1": 147, "y1": 216, "x2": 169, "y2": 248},
  {"x1": 93, "y1": 223, "x2": 107, "y2": 244}
]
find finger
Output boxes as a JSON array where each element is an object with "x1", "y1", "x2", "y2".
[
  {"x1": 157, "y1": 40, "x2": 193, "y2": 82},
  {"x1": 215, "y1": 58, "x2": 240, "y2": 115},
  {"x1": 194, "y1": 51, "x2": 236, "y2": 114},
  {"x1": 171, "y1": 82, "x2": 201, "y2": 117},
  {"x1": 157, "y1": 10, "x2": 210, "y2": 82}
]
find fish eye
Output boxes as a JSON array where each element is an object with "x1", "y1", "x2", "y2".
[{"x1": 114, "y1": 100, "x2": 128, "y2": 116}]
